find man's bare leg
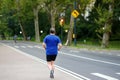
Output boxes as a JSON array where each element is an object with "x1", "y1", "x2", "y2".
[{"x1": 47, "y1": 61, "x2": 55, "y2": 78}]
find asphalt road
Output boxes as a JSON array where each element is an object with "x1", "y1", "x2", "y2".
[{"x1": 1, "y1": 40, "x2": 120, "y2": 80}]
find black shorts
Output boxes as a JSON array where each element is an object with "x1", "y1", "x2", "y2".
[{"x1": 46, "y1": 55, "x2": 57, "y2": 62}]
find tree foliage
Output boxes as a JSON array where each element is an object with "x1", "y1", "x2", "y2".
[{"x1": 0, "y1": 0, "x2": 119, "y2": 48}]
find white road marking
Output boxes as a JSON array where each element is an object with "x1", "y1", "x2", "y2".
[
  {"x1": 14, "y1": 45, "x2": 43, "y2": 49},
  {"x1": 33, "y1": 45, "x2": 43, "y2": 49},
  {"x1": 34, "y1": 45, "x2": 39, "y2": 48},
  {"x1": 56, "y1": 65, "x2": 90, "y2": 80},
  {"x1": 2, "y1": 44, "x2": 88, "y2": 80},
  {"x1": 117, "y1": 55, "x2": 120, "y2": 56},
  {"x1": 59, "y1": 51, "x2": 120, "y2": 66},
  {"x1": 70, "y1": 50, "x2": 79, "y2": 53},
  {"x1": 14, "y1": 46, "x2": 19, "y2": 48},
  {"x1": 21, "y1": 46, "x2": 26, "y2": 48},
  {"x1": 36, "y1": 46, "x2": 43, "y2": 49},
  {"x1": 116, "y1": 73, "x2": 120, "y2": 75},
  {"x1": 91, "y1": 73, "x2": 119, "y2": 80},
  {"x1": 6, "y1": 43, "x2": 120, "y2": 67},
  {"x1": 27, "y1": 46, "x2": 33, "y2": 48}
]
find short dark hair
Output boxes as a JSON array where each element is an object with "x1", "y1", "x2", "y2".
[{"x1": 50, "y1": 28, "x2": 55, "y2": 33}]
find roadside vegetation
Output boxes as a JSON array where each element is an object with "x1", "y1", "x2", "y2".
[{"x1": 0, "y1": 0, "x2": 120, "y2": 50}]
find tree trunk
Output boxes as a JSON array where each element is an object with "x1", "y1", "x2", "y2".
[
  {"x1": 101, "y1": 3, "x2": 113, "y2": 48},
  {"x1": 101, "y1": 23, "x2": 110, "y2": 48},
  {"x1": 16, "y1": 0, "x2": 27, "y2": 40},
  {"x1": 65, "y1": 15, "x2": 74, "y2": 46},
  {"x1": 33, "y1": 7, "x2": 40, "y2": 42},
  {"x1": 19, "y1": 20, "x2": 27, "y2": 40},
  {"x1": 50, "y1": 0, "x2": 56, "y2": 28},
  {"x1": 51, "y1": 9, "x2": 55, "y2": 28}
]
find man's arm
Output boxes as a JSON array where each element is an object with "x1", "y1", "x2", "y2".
[
  {"x1": 42, "y1": 42, "x2": 46, "y2": 50},
  {"x1": 58, "y1": 43, "x2": 62, "y2": 51}
]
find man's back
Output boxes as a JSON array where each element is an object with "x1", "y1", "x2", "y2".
[{"x1": 44, "y1": 35, "x2": 61, "y2": 55}]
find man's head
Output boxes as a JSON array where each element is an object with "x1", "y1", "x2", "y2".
[{"x1": 50, "y1": 28, "x2": 55, "y2": 34}]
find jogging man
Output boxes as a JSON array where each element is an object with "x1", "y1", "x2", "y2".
[{"x1": 42, "y1": 28, "x2": 62, "y2": 78}]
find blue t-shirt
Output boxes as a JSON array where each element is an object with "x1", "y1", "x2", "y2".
[{"x1": 43, "y1": 34, "x2": 61, "y2": 55}]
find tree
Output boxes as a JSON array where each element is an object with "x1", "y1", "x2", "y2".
[
  {"x1": 0, "y1": 0, "x2": 15, "y2": 39},
  {"x1": 65, "y1": 0, "x2": 92, "y2": 46},
  {"x1": 112, "y1": 0, "x2": 120, "y2": 40},
  {"x1": 32, "y1": 0, "x2": 46, "y2": 42},
  {"x1": 32, "y1": 1, "x2": 41, "y2": 42},
  {"x1": 95, "y1": 0, "x2": 114, "y2": 48},
  {"x1": 17, "y1": 0, "x2": 45, "y2": 42},
  {"x1": 44, "y1": 0, "x2": 66, "y2": 28},
  {"x1": 16, "y1": 0, "x2": 27, "y2": 40}
]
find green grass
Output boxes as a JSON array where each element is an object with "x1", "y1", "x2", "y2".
[
  {"x1": 69, "y1": 40, "x2": 120, "y2": 50},
  {"x1": 108, "y1": 41, "x2": 120, "y2": 50}
]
